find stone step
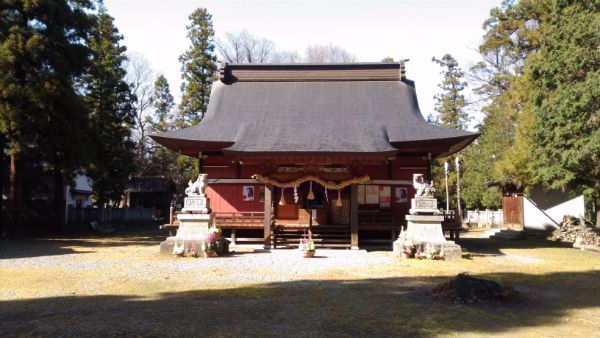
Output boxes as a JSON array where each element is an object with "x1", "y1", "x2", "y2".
[
  {"x1": 490, "y1": 229, "x2": 526, "y2": 240},
  {"x1": 484, "y1": 229, "x2": 502, "y2": 237}
]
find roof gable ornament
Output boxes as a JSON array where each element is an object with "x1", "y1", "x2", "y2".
[{"x1": 400, "y1": 59, "x2": 410, "y2": 80}]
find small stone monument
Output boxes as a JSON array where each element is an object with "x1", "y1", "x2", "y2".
[
  {"x1": 394, "y1": 174, "x2": 462, "y2": 260},
  {"x1": 160, "y1": 174, "x2": 227, "y2": 256}
]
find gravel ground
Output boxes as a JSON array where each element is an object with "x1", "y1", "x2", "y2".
[
  {"x1": 1, "y1": 242, "x2": 395, "y2": 295},
  {"x1": 1, "y1": 231, "x2": 600, "y2": 337}
]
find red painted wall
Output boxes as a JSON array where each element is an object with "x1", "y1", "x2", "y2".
[
  {"x1": 203, "y1": 155, "x2": 429, "y2": 215},
  {"x1": 206, "y1": 184, "x2": 264, "y2": 213}
]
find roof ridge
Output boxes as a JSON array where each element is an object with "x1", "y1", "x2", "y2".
[{"x1": 219, "y1": 62, "x2": 408, "y2": 83}]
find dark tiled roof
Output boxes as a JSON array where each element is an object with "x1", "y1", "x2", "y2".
[{"x1": 151, "y1": 63, "x2": 477, "y2": 157}]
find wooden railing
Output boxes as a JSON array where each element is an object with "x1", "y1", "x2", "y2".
[
  {"x1": 358, "y1": 212, "x2": 404, "y2": 230},
  {"x1": 213, "y1": 212, "x2": 269, "y2": 229}
]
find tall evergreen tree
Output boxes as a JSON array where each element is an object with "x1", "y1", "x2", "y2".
[
  {"x1": 0, "y1": 0, "x2": 97, "y2": 234},
  {"x1": 430, "y1": 54, "x2": 469, "y2": 211},
  {"x1": 178, "y1": 8, "x2": 217, "y2": 126},
  {"x1": 460, "y1": 0, "x2": 553, "y2": 209},
  {"x1": 479, "y1": 1, "x2": 553, "y2": 194},
  {"x1": 146, "y1": 75, "x2": 179, "y2": 182},
  {"x1": 148, "y1": 75, "x2": 175, "y2": 133},
  {"x1": 84, "y1": 7, "x2": 135, "y2": 206},
  {"x1": 529, "y1": 1, "x2": 600, "y2": 204},
  {"x1": 432, "y1": 54, "x2": 469, "y2": 129}
]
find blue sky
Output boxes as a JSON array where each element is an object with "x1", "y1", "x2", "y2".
[{"x1": 104, "y1": 0, "x2": 502, "y2": 126}]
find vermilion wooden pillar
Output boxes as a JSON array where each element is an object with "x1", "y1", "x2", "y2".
[
  {"x1": 350, "y1": 184, "x2": 359, "y2": 249},
  {"x1": 198, "y1": 152, "x2": 204, "y2": 174},
  {"x1": 263, "y1": 184, "x2": 272, "y2": 249}
]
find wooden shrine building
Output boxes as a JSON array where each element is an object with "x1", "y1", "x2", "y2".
[{"x1": 151, "y1": 62, "x2": 478, "y2": 249}]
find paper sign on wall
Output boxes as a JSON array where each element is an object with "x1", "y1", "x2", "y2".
[
  {"x1": 379, "y1": 186, "x2": 391, "y2": 208},
  {"x1": 365, "y1": 185, "x2": 379, "y2": 204},
  {"x1": 357, "y1": 185, "x2": 366, "y2": 204},
  {"x1": 395, "y1": 187, "x2": 408, "y2": 203},
  {"x1": 242, "y1": 185, "x2": 255, "y2": 202}
]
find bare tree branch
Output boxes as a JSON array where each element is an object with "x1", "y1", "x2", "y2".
[
  {"x1": 305, "y1": 44, "x2": 357, "y2": 63},
  {"x1": 125, "y1": 52, "x2": 155, "y2": 176},
  {"x1": 216, "y1": 30, "x2": 276, "y2": 63}
]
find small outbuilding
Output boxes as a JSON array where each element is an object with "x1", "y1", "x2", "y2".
[{"x1": 125, "y1": 177, "x2": 176, "y2": 221}]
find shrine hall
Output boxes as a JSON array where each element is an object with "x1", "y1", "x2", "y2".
[{"x1": 151, "y1": 62, "x2": 478, "y2": 249}]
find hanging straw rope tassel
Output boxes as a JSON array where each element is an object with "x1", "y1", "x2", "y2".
[
  {"x1": 279, "y1": 187, "x2": 286, "y2": 205},
  {"x1": 307, "y1": 180, "x2": 315, "y2": 200},
  {"x1": 336, "y1": 189, "x2": 342, "y2": 207}
]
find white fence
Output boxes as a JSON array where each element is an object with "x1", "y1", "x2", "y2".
[{"x1": 466, "y1": 209, "x2": 503, "y2": 228}]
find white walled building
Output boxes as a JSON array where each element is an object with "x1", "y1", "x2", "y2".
[{"x1": 65, "y1": 174, "x2": 94, "y2": 218}]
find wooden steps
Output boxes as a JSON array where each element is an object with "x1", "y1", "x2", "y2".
[{"x1": 273, "y1": 226, "x2": 351, "y2": 249}]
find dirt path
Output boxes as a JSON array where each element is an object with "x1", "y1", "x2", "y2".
[{"x1": 1, "y1": 231, "x2": 599, "y2": 336}]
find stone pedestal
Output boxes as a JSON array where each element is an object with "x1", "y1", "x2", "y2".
[
  {"x1": 182, "y1": 195, "x2": 211, "y2": 214},
  {"x1": 394, "y1": 174, "x2": 462, "y2": 260},
  {"x1": 160, "y1": 173, "x2": 227, "y2": 256},
  {"x1": 393, "y1": 212, "x2": 462, "y2": 260},
  {"x1": 409, "y1": 197, "x2": 441, "y2": 215},
  {"x1": 405, "y1": 215, "x2": 446, "y2": 242},
  {"x1": 160, "y1": 213, "x2": 214, "y2": 255}
]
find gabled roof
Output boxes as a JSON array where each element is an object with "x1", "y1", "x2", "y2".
[{"x1": 151, "y1": 62, "x2": 478, "y2": 158}]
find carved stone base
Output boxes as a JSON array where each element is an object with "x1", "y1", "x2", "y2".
[
  {"x1": 182, "y1": 195, "x2": 211, "y2": 214},
  {"x1": 409, "y1": 197, "x2": 441, "y2": 215},
  {"x1": 160, "y1": 213, "x2": 215, "y2": 256},
  {"x1": 160, "y1": 236, "x2": 229, "y2": 256},
  {"x1": 175, "y1": 213, "x2": 213, "y2": 237},
  {"x1": 405, "y1": 215, "x2": 446, "y2": 242},
  {"x1": 393, "y1": 239, "x2": 462, "y2": 260},
  {"x1": 393, "y1": 214, "x2": 462, "y2": 260}
]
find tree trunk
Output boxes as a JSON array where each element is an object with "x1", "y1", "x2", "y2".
[
  {"x1": 0, "y1": 135, "x2": 5, "y2": 238},
  {"x1": 139, "y1": 130, "x2": 145, "y2": 176},
  {"x1": 8, "y1": 152, "x2": 23, "y2": 238},
  {"x1": 53, "y1": 167, "x2": 66, "y2": 234},
  {"x1": 595, "y1": 198, "x2": 600, "y2": 229}
]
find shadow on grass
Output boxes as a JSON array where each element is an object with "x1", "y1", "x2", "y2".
[
  {"x1": 0, "y1": 229, "x2": 167, "y2": 259},
  {"x1": 0, "y1": 242, "x2": 94, "y2": 259},
  {"x1": 1, "y1": 270, "x2": 599, "y2": 336},
  {"x1": 458, "y1": 236, "x2": 574, "y2": 257}
]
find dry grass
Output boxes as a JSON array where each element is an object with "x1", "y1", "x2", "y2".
[{"x1": 1, "y1": 230, "x2": 599, "y2": 337}]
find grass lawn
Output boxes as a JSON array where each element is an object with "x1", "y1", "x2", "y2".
[{"x1": 1, "y1": 230, "x2": 599, "y2": 337}]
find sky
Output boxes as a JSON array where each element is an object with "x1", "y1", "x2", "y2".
[{"x1": 104, "y1": 0, "x2": 502, "y2": 125}]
